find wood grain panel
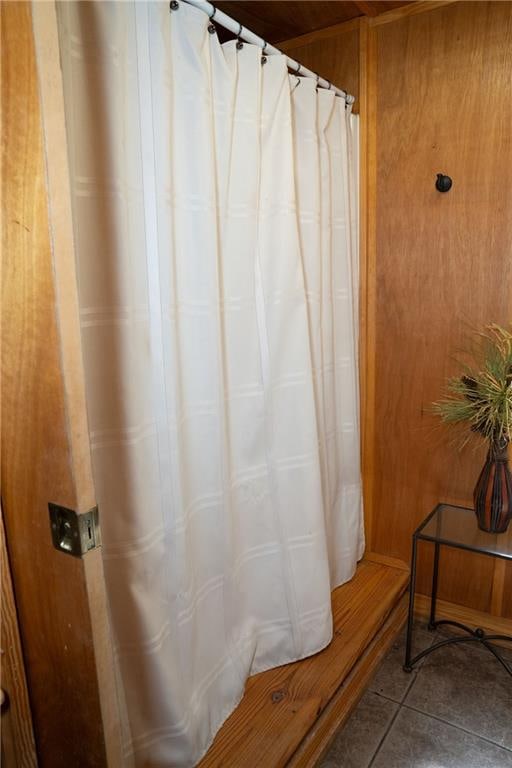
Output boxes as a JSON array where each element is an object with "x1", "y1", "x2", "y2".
[
  {"x1": 372, "y1": 1, "x2": 512, "y2": 615},
  {"x1": 370, "y1": 0, "x2": 457, "y2": 26},
  {"x1": 0, "y1": 511, "x2": 37, "y2": 768},
  {"x1": 503, "y1": 564, "x2": 512, "y2": 618},
  {"x1": 281, "y1": 24, "x2": 360, "y2": 111},
  {"x1": 287, "y1": 593, "x2": 408, "y2": 767},
  {"x1": 215, "y1": 1, "x2": 412, "y2": 44},
  {"x1": 1, "y1": 3, "x2": 107, "y2": 764},
  {"x1": 199, "y1": 560, "x2": 408, "y2": 767},
  {"x1": 216, "y1": 1, "x2": 361, "y2": 42}
]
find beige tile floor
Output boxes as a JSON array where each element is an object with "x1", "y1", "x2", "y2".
[{"x1": 320, "y1": 622, "x2": 512, "y2": 768}]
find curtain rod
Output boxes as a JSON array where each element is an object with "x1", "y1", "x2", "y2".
[{"x1": 171, "y1": 0, "x2": 355, "y2": 105}]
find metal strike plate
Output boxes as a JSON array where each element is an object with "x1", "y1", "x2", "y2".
[{"x1": 49, "y1": 503, "x2": 101, "y2": 557}]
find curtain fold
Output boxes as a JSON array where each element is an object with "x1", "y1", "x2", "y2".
[{"x1": 53, "y1": 2, "x2": 363, "y2": 765}]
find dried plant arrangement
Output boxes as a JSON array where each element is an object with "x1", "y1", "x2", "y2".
[{"x1": 433, "y1": 324, "x2": 512, "y2": 533}]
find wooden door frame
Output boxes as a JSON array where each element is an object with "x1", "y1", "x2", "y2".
[
  {"x1": 31, "y1": 5, "x2": 123, "y2": 761},
  {"x1": 1, "y1": 3, "x2": 122, "y2": 764}
]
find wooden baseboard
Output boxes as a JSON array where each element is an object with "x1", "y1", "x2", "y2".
[
  {"x1": 288, "y1": 592, "x2": 408, "y2": 767},
  {"x1": 199, "y1": 560, "x2": 409, "y2": 767},
  {"x1": 415, "y1": 594, "x2": 512, "y2": 649}
]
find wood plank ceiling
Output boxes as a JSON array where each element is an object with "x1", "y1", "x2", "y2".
[{"x1": 215, "y1": 1, "x2": 412, "y2": 43}]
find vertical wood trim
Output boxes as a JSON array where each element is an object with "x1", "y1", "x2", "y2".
[
  {"x1": 31, "y1": 4, "x2": 123, "y2": 764},
  {"x1": 0, "y1": 511, "x2": 38, "y2": 768},
  {"x1": 83, "y1": 549, "x2": 125, "y2": 767},
  {"x1": 2, "y1": 1, "x2": 108, "y2": 762},
  {"x1": 359, "y1": 17, "x2": 377, "y2": 552},
  {"x1": 490, "y1": 560, "x2": 506, "y2": 617},
  {"x1": 31, "y1": 0, "x2": 95, "y2": 513}
]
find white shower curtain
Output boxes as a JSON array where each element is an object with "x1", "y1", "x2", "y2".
[{"x1": 54, "y1": 2, "x2": 363, "y2": 765}]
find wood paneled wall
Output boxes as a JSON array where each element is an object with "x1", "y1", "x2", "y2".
[
  {"x1": 371, "y1": 0, "x2": 512, "y2": 617},
  {"x1": 283, "y1": 1, "x2": 512, "y2": 620}
]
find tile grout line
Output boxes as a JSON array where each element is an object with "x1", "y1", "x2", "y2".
[
  {"x1": 400, "y1": 650, "x2": 425, "y2": 704},
  {"x1": 366, "y1": 701, "x2": 402, "y2": 768},
  {"x1": 400, "y1": 703, "x2": 512, "y2": 755},
  {"x1": 328, "y1": 624, "x2": 512, "y2": 767},
  {"x1": 399, "y1": 626, "x2": 446, "y2": 707},
  {"x1": 369, "y1": 625, "x2": 438, "y2": 706},
  {"x1": 402, "y1": 627, "x2": 512, "y2": 755},
  {"x1": 365, "y1": 627, "x2": 451, "y2": 767}
]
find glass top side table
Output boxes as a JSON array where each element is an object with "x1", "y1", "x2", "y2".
[{"x1": 404, "y1": 503, "x2": 512, "y2": 676}]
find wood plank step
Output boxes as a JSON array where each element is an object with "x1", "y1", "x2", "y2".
[
  {"x1": 289, "y1": 592, "x2": 408, "y2": 767},
  {"x1": 199, "y1": 559, "x2": 409, "y2": 768}
]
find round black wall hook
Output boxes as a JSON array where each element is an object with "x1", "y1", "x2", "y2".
[{"x1": 436, "y1": 173, "x2": 452, "y2": 193}]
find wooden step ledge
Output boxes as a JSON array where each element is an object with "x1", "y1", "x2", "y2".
[{"x1": 199, "y1": 559, "x2": 409, "y2": 768}]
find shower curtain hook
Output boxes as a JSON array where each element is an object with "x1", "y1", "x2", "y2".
[
  {"x1": 294, "y1": 62, "x2": 301, "y2": 75},
  {"x1": 208, "y1": 6, "x2": 216, "y2": 34},
  {"x1": 169, "y1": 0, "x2": 179, "y2": 10},
  {"x1": 261, "y1": 41, "x2": 268, "y2": 65},
  {"x1": 236, "y1": 22, "x2": 243, "y2": 49}
]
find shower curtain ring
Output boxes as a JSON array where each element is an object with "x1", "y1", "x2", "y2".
[
  {"x1": 236, "y1": 22, "x2": 243, "y2": 49},
  {"x1": 169, "y1": 0, "x2": 179, "y2": 10},
  {"x1": 208, "y1": 6, "x2": 216, "y2": 34},
  {"x1": 295, "y1": 62, "x2": 301, "y2": 75}
]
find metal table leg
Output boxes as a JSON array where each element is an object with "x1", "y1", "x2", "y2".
[
  {"x1": 429, "y1": 541, "x2": 440, "y2": 630},
  {"x1": 403, "y1": 534, "x2": 418, "y2": 673}
]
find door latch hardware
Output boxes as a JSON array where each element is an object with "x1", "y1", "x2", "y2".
[{"x1": 48, "y1": 503, "x2": 101, "y2": 557}]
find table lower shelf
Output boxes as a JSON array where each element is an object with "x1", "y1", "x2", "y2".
[{"x1": 403, "y1": 618, "x2": 512, "y2": 676}]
